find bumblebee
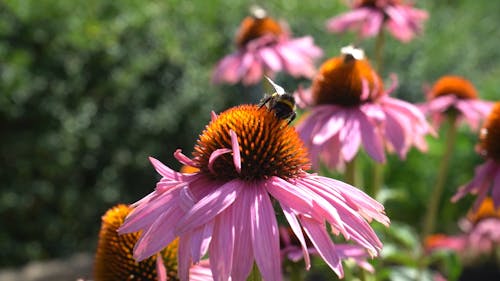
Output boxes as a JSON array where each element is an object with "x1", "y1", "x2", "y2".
[{"x1": 258, "y1": 76, "x2": 296, "y2": 124}]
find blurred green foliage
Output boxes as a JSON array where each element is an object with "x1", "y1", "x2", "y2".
[{"x1": 0, "y1": 1, "x2": 498, "y2": 278}]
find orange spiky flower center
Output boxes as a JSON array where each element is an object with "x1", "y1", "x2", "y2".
[
  {"x1": 430, "y1": 76, "x2": 478, "y2": 100},
  {"x1": 311, "y1": 55, "x2": 383, "y2": 106},
  {"x1": 478, "y1": 102, "x2": 500, "y2": 161},
  {"x1": 94, "y1": 204, "x2": 179, "y2": 281},
  {"x1": 192, "y1": 105, "x2": 310, "y2": 181},
  {"x1": 235, "y1": 16, "x2": 284, "y2": 48},
  {"x1": 467, "y1": 197, "x2": 500, "y2": 224}
]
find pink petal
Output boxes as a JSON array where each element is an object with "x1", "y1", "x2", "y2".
[
  {"x1": 174, "y1": 149, "x2": 198, "y2": 167},
  {"x1": 208, "y1": 148, "x2": 232, "y2": 175},
  {"x1": 230, "y1": 130, "x2": 241, "y2": 174},
  {"x1": 178, "y1": 234, "x2": 192, "y2": 281},
  {"x1": 492, "y1": 167, "x2": 500, "y2": 208},
  {"x1": 133, "y1": 207, "x2": 184, "y2": 261},
  {"x1": 231, "y1": 186, "x2": 255, "y2": 281},
  {"x1": 301, "y1": 217, "x2": 344, "y2": 278},
  {"x1": 190, "y1": 223, "x2": 213, "y2": 264},
  {"x1": 149, "y1": 156, "x2": 183, "y2": 180},
  {"x1": 339, "y1": 111, "x2": 361, "y2": 161},
  {"x1": 258, "y1": 47, "x2": 282, "y2": 71},
  {"x1": 209, "y1": 204, "x2": 235, "y2": 281},
  {"x1": 281, "y1": 205, "x2": 311, "y2": 269},
  {"x1": 251, "y1": 185, "x2": 282, "y2": 281},
  {"x1": 312, "y1": 111, "x2": 345, "y2": 145},
  {"x1": 452, "y1": 161, "x2": 494, "y2": 202},
  {"x1": 156, "y1": 253, "x2": 167, "y2": 281},
  {"x1": 266, "y1": 177, "x2": 314, "y2": 212},
  {"x1": 361, "y1": 10, "x2": 384, "y2": 37},
  {"x1": 176, "y1": 180, "x2": 240, "y2": 235},
  {"x1": 326, "y1": 8, "x2": 373, "y2": 33},
  {"x1": 212, "y1": 53, "x2": 243, "y2": 84},
  {"x1": 355, "y1": 109, "x2": 386, "y2": 162}
]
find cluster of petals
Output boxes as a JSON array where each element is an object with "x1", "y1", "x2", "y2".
[
  {"x1": 452, "y1": 101, "x2": 500, "y2": 209},
  {"x1": 326, "y1": 0, "x2": 429, "y2": 42},
  {"x1": 452, "y1": 159, "x2": 500, "y2": 210},
  {"x1": 426, "y1": 198, "x2": 500, "y2": 260},
  {"x1": 279, "y1": 227, "x2": 375, "y2": 273},
  {"x1": 119, "y1": 125, "x2": 389, "y2": 281},
  {"x1": 212, "y1": 17, "x2": 322, "y2": 85},
  {"x1": 296, "y1": 75, "x2": 431, "y2": 170},
  {"x1": 420, "y1": 75, "x2": 493, "y2": 131}
]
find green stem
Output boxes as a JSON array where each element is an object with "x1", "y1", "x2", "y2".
[
  {"x1": 368, "y1": 30, "x2": 386, "y2": 198},
  {"x1": 247, "y1": 263, "x2": 262, "y2": 281},
  {"x1": 374, "y1": 29, "x2": 385, "y2": 74},
  {"x1": 345, "y1": 156, "x2": 358, "y2": 186},
  {"x1": 289, "y1": 262, "x2": 303, "y2": 281},
  {"x1": 370, "y1": 162, "x2": 384, "y2": 198},
  {"x1": 421, "y1": 114, "x2": 458, "y2": 240}
]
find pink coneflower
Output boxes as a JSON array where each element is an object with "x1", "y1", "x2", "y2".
[
  {"x1": 296, "y1": 46, "x2": 430, "y2": 170},
  {"x1": 94, "y1": 204, "x2": 212, "y2": 281},
  {"x1": 326, "y1": 0, "x2": 428, "y2": 42},
  {"x1": 119, "y1": 104, "x2": 389, "y2": 280},
  {"x1": 425, "y1": 197, "x2": 500, "y2": 260},
  {"x1": 452, "y1": 102, "x2": 500, "y2": 209},
  {"x1": 421, "y1": 75, "x2": 493, "y2": 131},
  {"x1": 212, "y1": 6, "x2": 323, "y2": 85}
]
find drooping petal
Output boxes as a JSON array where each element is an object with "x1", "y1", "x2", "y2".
[
  {"x1": 133, "y1": 206, "x2": 184, "y2": 261},
  {"x1": 156, "y1": 253, "x2": 167, "y2": 281},
  {"x1": 301, "y1": 217, "x2": 344, "y2": 278},
  {"x1": 250, "y1": 184, "x2": 282, "y2": 281},
  {"x1": 209, "y1": 204, "x2": 235, "y2": 281},
  {"x1": 231, "y1": 185, "x2": 254, "y2": 281},
  {"x1": 281, "y1": 205, "x2": 311, "y2": 270}
]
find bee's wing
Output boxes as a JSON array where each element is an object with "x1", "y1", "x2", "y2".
[{"x1": 263, "y1": 76, "x2": 285, "y2": 96}]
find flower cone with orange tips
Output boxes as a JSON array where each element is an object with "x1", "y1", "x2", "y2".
[
  {"x1": 421, "y1": 75, "x2": 493, "y2": 131},
  {"x1": 295, "y1": 45, "x2": 431, "y2": 170},
  {"x1": 94, "y1": 204, "x2": 212, "y2": 281},
  {"x1": 212, "y1": 6, "x2": 322, "y2": 85}
]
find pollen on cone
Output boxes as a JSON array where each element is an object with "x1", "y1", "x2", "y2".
[
  {"x1": 94, "y1": 204, "x2": 179, "y2": 281},
  {"x1": 192, "y1": 104, "x2": 310, "y2": 181}
]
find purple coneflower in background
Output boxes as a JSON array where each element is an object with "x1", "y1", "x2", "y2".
[
  {"x1": 426, "y1": 197, "x2": 500, "y2": 260},
  {"x1": 420, "y1": 75, "x2": 493, "y2": 131},
  {"x1": 212, "y1": 6, "x2": 323, "y2": 85},
  {"x1": 453, "y1": 102, "x2": 500, "y2": 209},
  {"x1": 119, "y1": 102, "x2": 389, "y2": 281},
  {"x1": 326, "y1": 0, "x2": 428, "y2": 42},
  {"x1": 295, "y1": 46, "x2": 430, "y2": 170}
]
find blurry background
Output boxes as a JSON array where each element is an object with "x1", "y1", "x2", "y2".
[{"x1": 0, "y1": 0, "x2": 499, "y2": 280}]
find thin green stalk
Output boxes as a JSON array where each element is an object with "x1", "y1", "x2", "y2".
[
  {"x1": 370, "y1": 162, "x2": 384, "y2": 198},
  {"x1": 421, "y1": 114, "x2": 458, "y2": 239},
  {"x1": 374, "y1": 29, "x2": 385, "y2": 74},
  {"x1": 369, "y1": 30, "x2": 386, "y2": 198},
  {"x1": 247, "y1": 263, "x2": 262, "y2": 281},
  {"x1": 345, "y1": 156, "x2": 358, "y2": 186},
  {"x1": 289, "y1": 262, "x2": 303, "y2": 281}
]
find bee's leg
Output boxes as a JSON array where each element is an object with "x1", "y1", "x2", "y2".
[
  {"x1": 287, "y1": 112, "x2": 297, "y2": 125},
  {"x1": 258, "y1": 96, "x2": 272, "y2": 108}
]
